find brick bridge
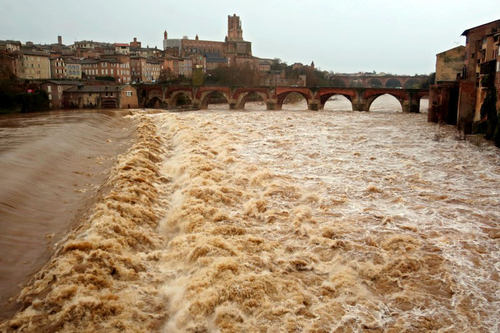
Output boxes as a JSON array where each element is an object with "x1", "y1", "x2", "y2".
[
  {"x1": 138, "y1": 85, "x2": 429, "y2": 112},
  {"x1": 328, "y1": 75, "x2": 430, "y2": 88}
]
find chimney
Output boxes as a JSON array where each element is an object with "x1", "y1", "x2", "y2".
[{"x1": 58, "y1": 36, "x2": 62, "y2": 45}]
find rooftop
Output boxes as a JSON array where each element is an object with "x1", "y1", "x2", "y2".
[
  {"x1": 43, "y1": 80, "x2": 82, "y2": 85},
  {"x1": 65, "y1": 85, "x2": 130, "y2": 93},
  {"x1": 204, "y1": 53, "x2": 227, "y2": 63},
  {"x1": 461, "y1": 19, "x2": 500, "y2": 36}
]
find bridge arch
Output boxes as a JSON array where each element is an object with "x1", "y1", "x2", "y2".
[
  {"x1": 199, "y1": 90, "x2": 231, "y2": 110},
  {"x1": 236, "y1": 91, "x2": 268, "y2": 110},
  {"x1": 141, "y1": 88, "x2": 163, "y2": 108},
  {"x1": 349, "y1": 79, "x2": 364, "y2": 88},
  {"x1": 366, "y1": 93, "x2": 404, "y2": 112},
  {"x1": 404, "y1": 79, "x2": 420, "y2": 89},
  {"x1": 276, "y1": 91, "x2": 309, "y2": 110},
  {"x1": 146, "y1": 97, "x2": 164, "y2": 109},
  {"x1": 419, "y1": 94, "x2": 429, "y2": 113},
  {"x1": 147, "y1": 88, "x2": 162, "y2": 100},
  {"x1": 385, "y1": 79, "x2": 402, "y2": 88},
  {"x1": 330, "y1": 78, "x2": 346, "y2": 88},
  {"x1": 323, "y1": 94, "x2": 353, "y2": 111},
  {"x1": 170, "y1": 91, "x2": 193, "y2": 108},
  {"x1": 367, "y1": 78, "x2": 383, "y2": 88}
]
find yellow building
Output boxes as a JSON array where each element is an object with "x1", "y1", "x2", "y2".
[
  {"x1": 435, "y1": 46, "x2": 466, "y2": 83},
  {"x1": 16, "y1": 50, "x2": 51, "y2": 79}
]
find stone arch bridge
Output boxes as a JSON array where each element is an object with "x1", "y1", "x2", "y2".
[
  {"x1": 138, "y1": 85, "x2": 429, "y2": 113},
  {"x1": 328, "y1": 75, "x2": 430, "y2": 88}
]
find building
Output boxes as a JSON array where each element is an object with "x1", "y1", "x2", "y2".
[
  {"x1": 0, "y1": 40, "x2": 21, "y2": 52},
  {"x1": 131, "y1": 56, "x2": 147, "y2": 82},
  {"x1": 435, "y1": 46, "x2": 466, "y2": 83},
  {"x1": 0, "y1": 51, "x2": 19, "y2": 77},
  {"x1": 163, "y1": 53, "x2": 180, "y2": 77},
  {"x1": 259, "y1": 59, "x2": 273, "y2": 72},
  {"x1": 40, "y1": 80, "x2": 80, "y2": 108},
  {"x1": 145, "y1": 57, "x2": 162, "y2": 82},
  {"x1": 130, "y1": 37, "x2": 141, "y2": 48},
  {"x1": 114, "y1": 43, "x2": 130, "y2": 55},
  {"x1": 50, "y1": 56, "x2": 66, "y2": 79},
  {"x1": 163, "y1": 14, "x2": 254, "y2": 70},
  {"x1": 65, "y1": 59, "x2": 82, "y2": 79},
  {"x1": 63, "y1": 84, "x2": 138, "y2": 109},
  {"x1": 179, "y1": 57, "x2": 193, "y2": 77},
  {"x1": 80, "y1": 55, "x2": 131, "y2": 83},
  {"x1": 429, "y1": 19, "x2": 500, "y2": 133},
  {"x1": 205, "y1": 53, "x2": 228, "y2": 71},
  {"x1": 428, "y1": 46, "x2": 466, "y2": 124},
  {"x1": 458, "y1": 19, "x2": 500, "y2": 126},
  {"x1": 15, "y1": 50, "x2": 51, "y2": 79}
]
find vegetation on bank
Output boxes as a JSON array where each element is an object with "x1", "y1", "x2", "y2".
[{"x1": 0, "y1": 65, "x2": 49, "y2": 114}]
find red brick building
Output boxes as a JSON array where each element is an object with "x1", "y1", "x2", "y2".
[
  {"x1": 50, "y1": 56, "x2": 66, "y2": 79},
  {"x1": 80, "y1": 56, "x2": 131, "y2": 83},
  {"x1": 458, "y1": 19, "x2": 500, "y2": 126},
  {"x1": 131, "y1": 56, "x2": 147, "y2": 83},
  {"x1": 63, "y1": 84, "x2": 138, "y2": 109},
  {"x1": 40, "y1": 80, "x2": 80, "y2": 109}
]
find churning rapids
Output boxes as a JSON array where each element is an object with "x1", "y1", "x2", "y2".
[{"x1": 1, "y1": 97, "x2": 499, "y2": 332}]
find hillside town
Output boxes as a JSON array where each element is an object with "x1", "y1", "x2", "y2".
[{"x1": 0, "y1": 14, "x2": 430, "y2": 111}]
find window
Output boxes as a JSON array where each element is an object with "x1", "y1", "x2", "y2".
[
  {"x1": 126, "y1": 91, "x2": 132, "y2": 97},
  {"x1": 58, "y1": 86, "x2": 62, "y2": 92},
  {"x1": 47, "y1": 86, "x2": 52, "y2": 92}
]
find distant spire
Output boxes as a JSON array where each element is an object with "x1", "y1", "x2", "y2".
[
  {"x1": 164, "y1": 30, "x2": 168, "y2": 40},
  {"x1": 195, "y1": 34, "x2": 199, "y2": 41}
]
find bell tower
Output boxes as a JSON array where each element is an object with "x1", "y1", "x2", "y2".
[
  {"x1": 163, "y1": 30, "x2": 168, "y2": 50},
  {"x1": 227, "y1": 14, "x2": 243, "y2": 41}
]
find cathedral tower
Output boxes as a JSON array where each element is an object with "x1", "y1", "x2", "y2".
[{"x1": 227, "y1": 14, "x2": 243, "y2": 41}]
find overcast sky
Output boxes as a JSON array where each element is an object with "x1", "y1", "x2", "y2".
[{"x1": 1, "y1": 0, "x2": 498, "y2": 75}]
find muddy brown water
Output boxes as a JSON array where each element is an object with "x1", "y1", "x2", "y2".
[
  {"x1": 1, "y1": 97, "x2": 500, "y2": 332},
  {"x1": 0, "y1": 110, "x2": 134, "y2": 319}
]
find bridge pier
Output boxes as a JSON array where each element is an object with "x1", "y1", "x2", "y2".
[
  {"x1": 266, "y1": 100, "x2": 279, "y2": 110},
  {"x1": 192, "y1": 99, "x2": 201, "y2": 110},
  {"x1": 353, "y1": 90, "x2": 368, "y2": 111},
  {"x1": 403, "y1": 94, "x2": 420, "y2": 113},
  {"x1": 352, "y1": 103, "x2": 368, "y2": 111},
  {"x1": 308, "y1": 100, "x2": 321, "y2": 111},
  {"x1": 229, "y1": 99, "x2": 238, "y2": 110}
]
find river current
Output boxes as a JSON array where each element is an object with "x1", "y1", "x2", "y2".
[{"x1": 1, "y1": 96, "x2": 499, "y2": 332}]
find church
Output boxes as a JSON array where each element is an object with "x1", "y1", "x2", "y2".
[{"x1": 163, "y1": 14, "x2": 256, "y2": 69}]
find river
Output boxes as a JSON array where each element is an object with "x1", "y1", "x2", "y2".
[{"x1": 1, "y1": 96, "x2": 500, "y2": 332}]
